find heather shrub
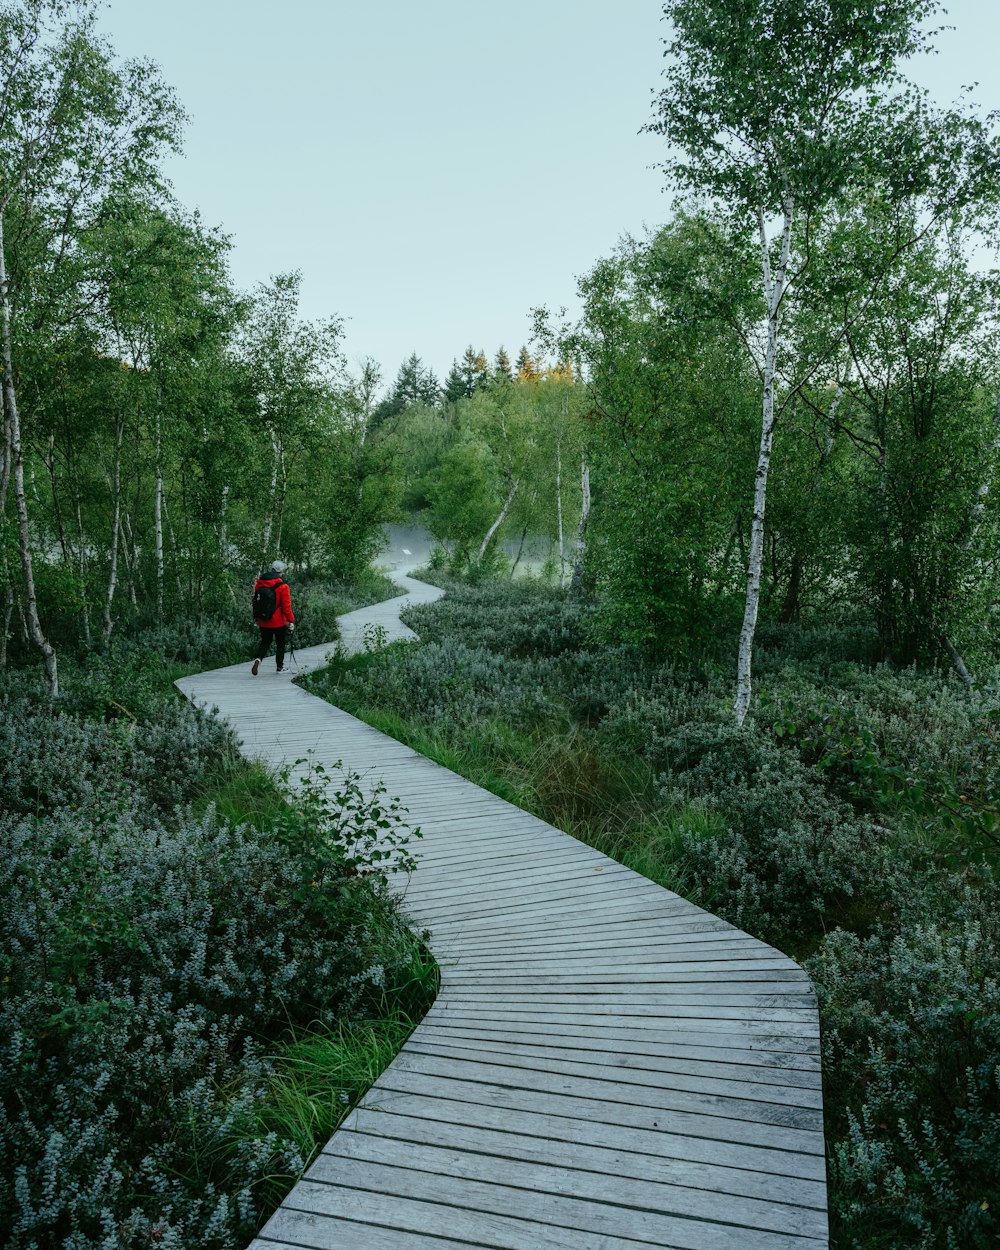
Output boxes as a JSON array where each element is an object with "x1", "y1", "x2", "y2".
[
  {"x1": 810, "y1": 894, "x2": 1000, "y2": 1249},
  {"x1": 648, "y1": 720, "x2": 897, "y2": 949},
  {"x1": 307, "y1": 637, "x2": 557, "y2": 730},
  {"x1": 0, "y1": 676, "x2": 232, "y2": 819},
  {"x1": 401, "y1": 579, "x2": 588, "y2": 658},
  {"x1": 0, "y1": 651, "x2": 427, "y2": 1250},
  {"x1": 759, "y1": 664, "x2": 1000, "y2": 865}
]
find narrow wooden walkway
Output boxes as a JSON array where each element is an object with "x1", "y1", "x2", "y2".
[{"x1": 177, "y1": 572, "x2": 829, "y2": 1250}]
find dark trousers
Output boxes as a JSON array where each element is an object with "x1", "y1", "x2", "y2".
[{"x1": 255, "y1": 625, "x2": 287, "y2": 667}]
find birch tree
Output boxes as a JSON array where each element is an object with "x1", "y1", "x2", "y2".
[
  {"x1": 0, "y1": 0, "x2": 182, "y2": 691},
  {"x1": 238, "y1": 273, "x2": 344, "y2": 567},
  {"x1": 650, "y1": 0, "x2": 987, "y2": 723}
]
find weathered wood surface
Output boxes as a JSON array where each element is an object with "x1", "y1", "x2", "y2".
[{"x1": 176, "y1": 569, "x2": 829, "y2": 1250}]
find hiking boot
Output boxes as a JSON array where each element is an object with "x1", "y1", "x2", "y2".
[{"x1": 251, "y1": 659, "x2": 261, "y2": 676}]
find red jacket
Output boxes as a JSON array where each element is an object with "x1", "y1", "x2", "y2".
[{"x1": 253, "y1": 577, "x2": 294, "y2": 629}]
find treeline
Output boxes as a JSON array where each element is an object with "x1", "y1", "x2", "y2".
[
  {"x1": 373, "y1": 346, "x2": 590, "y2": 579},
  {"x1": 0, "y1": 2, "x2": 396, "y2": 695}
]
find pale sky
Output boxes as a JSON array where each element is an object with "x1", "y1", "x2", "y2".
[{"x1": 98, "y1": 0, "x2": 1000, "y2": 386}]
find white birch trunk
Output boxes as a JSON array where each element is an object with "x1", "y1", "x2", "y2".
[
  {"x1": 274, "y1": 443, "x2": 287, "y2": 555},
  {"x1": 261, "y1": 427, "x2": 280, "y2": 557},
  {"x1": 478, "y1": 476, "x2": 520, "y2": 562},
  {"x1": 570, "y1": 455, "x2": 591, "y2": 593},
  {"x1": 219, "y1": 483, "x2": 230, "y2": 567},
  {"x1": 154, "y1": 411, "x2": 164, "y2": 621},
  {"x1": 101, "y1": 415, "x2": 125, "y2": 644},
  {"x1": 0, "y1": 380, "x2": 10, "y2": 514},
  {"x1": 160, "y1": 491, "x2": 183, "y2": 599},
  {"x1": 0, "y1": 211, "x2": 59, "y2": 694},
  {"x1": 968, "y1": 397, "x2": 1000, "y2": 537},
  {"x1": 0, "y1": 596, "x2": 12, "y2": 667},
  {"x1": 734, "y1": 198, "x2": 793, "y2": 727},
  {"x1": 75, "y1": 496, "x2": 90, "y2": 647}
]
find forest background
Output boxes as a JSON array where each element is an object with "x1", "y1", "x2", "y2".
[{"x1": 1, "y1": 1, "x2": 999, "y2": 1249}]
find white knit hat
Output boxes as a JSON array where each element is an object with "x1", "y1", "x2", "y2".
[{"x1": 271, "y1": 560, "x2": 288, "y2": 573}]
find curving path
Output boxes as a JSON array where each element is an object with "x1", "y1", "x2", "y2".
[{"x1": 177, "y1": 570, "x2": 829, "y2": 1250}]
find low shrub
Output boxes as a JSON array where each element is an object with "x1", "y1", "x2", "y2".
[
  {"x1": 401, "y1": 579, "x2": 588, "y2": 658},
  {"x1": 810, "y1": 894, "x2": 1000, "y2": 1249},
  {"x1": 649, "y1": 720, "x2": 898, "y2": 950},
  {"x1": 0, "y1": 641, "x2": 430, "y2": 1249}
]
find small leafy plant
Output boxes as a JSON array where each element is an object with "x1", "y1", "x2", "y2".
[{"x1": 276, "y1": 754, "x2": 422, "y2": 879}]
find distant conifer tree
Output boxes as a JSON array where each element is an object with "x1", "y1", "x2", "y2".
[
  {"x1": 493, "y1": 346, "x2": 513, "y2": 381},
  {"x1": 516, "y1": 345, "x2": 539, "y2": 381}
]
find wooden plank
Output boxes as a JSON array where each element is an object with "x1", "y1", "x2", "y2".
[
  {"x1": 388, "y1": 1050, "x2": 824, "y2": 1134},
  {"x1": 296, "y1": 1163, "x2": 825, "y2": 1250},
  {"x1": 418, "y1": 1020, "x2": 821, "y2": 1070},
  {"x1": 352, "y1": 1088, "x2": 828, "y2": 1183},
  {"x1": 422, "y1": 1008, "x2": 821, "y2": 1043},
  {"x1": 260, "y1": 1192, "x2": 664, "y2": 1250},
  {"x1": 375, "y1": 1065, "x2": 826, "y2": 1156},
  {"x1": 321, "y1": 1129, "x2": 829, "y2": 1239},
  {"x1": 407, "y1": 1028, "x2": 822, "y2": 1084},
  {"x1": 250, "y1": 1217, "x2": 482, "y2": 1250},
  {"x1": 343, "y1": 1104, "x2": 828, "y2": 1207},
  {"x1": 402, "y1": 1037, "x2": 824, "y2": 1110}
]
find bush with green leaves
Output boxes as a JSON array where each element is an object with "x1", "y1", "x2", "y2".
[
  {"x1": 0, "y1": 659, "x2": 428, "y2": 1250},
  {"x1": 401, "y1": 578, "x2": 588, "y2": 658},
  {"x1": 810, "y1": 893, "x2": 999, "y2": 1250}
]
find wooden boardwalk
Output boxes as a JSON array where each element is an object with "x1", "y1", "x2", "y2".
[{"x1": 177, "y1": 571, "x2": 829, "y2": 1250}]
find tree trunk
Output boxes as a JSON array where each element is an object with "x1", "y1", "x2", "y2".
[
  {"x1": 0, "y1": 594, "x2": 12, "y2": 667},
  {"x1": 43, "y1": 435, "x2": 71, "y2": 563},
  {"x1": 102, "y1": 414, "x2": 125, "y2": 644},
  {"x1": 219, "y1": 483, "x2": 230, "y2": 568},
  {"x1": 75, "y1": 496, "x2": 90, "y2": 647},
  {"x1": 570, "y1": 455, "x2": 591, "y2": 594},
  {"x1": 940, "y1": 632, "x2": 974, "y2": 694},
  {"x1": 734, "y1": 199, "x2": 793, "y2": 727},
  {"x1": 154, "y1": 410, "x2": 164, "y2": 622},
  {"x1": 0, "y1": 211, "x2": 59, "y2": 694},
  {"x1": 510, "y1": 521, "x2": 530, "y2": 579},
  {"x1": 121, "y1": 508, "x2": 140, "y2": 609},
  {"x1": 478, "y1": 476, "x2": 520, "y2": 562},
  {"x1": 261, "y1": 426, "x2": 280, "y2": 558},
  {"x1": 274, "y1": 442, "x2": 288, "y2": 555},
  {"x1": 161, "y1": 491, "x2": 184, "y2": 600}
]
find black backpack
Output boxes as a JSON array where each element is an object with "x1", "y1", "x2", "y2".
[{"x1": 252, "y1": 580, "x2": 280, "y2": 621}]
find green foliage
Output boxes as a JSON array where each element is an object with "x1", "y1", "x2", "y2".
[
  {"x1": 811, "y1": 906, "x2": 1000, "y2": 1249},
  {"x1": 275, "y1": 755, "x2": 422, "y2": 880},
  {"x1": 0, "y1": 643, "x2": 433, "y2": 1249}
]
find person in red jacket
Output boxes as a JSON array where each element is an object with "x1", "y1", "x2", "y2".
[{"x1": 251, "y1": 559, "x2": 295, "y2": 675}]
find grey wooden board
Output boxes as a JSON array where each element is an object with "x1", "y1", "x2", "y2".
[
  {"x1": 319, "y1": 1128, "x2": 828, "y2": 1239},
  {"x1": 291, "y1": 1166, "x2": 823, "y2": 1250},
  {"x1": 384, "y1": 1051, "x2": 824, "y2": 1136},
  {"x1": 358, "y1": 1088, "x2": 827, "y2": 1183},
  {"x1": 402, "y1": 1035, "x2": 825, "y2": 1095},
  {"x1": 341, "y1": 1105, "x2": 827, "y2": 1207},
  {"x1": 176, "y1": 565, "x2": 829, "y2": 1250},
  {"x1": 417, "y1": 1021, "x2": 821, "y2": 1071}
]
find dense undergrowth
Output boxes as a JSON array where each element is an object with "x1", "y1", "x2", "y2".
[
  {"x1": 0, "y1": 580, "x2": 434, "y2": 1250},
  {"x1": 303, "y1": 575, "x2": 1000, "y2": 1250}
]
